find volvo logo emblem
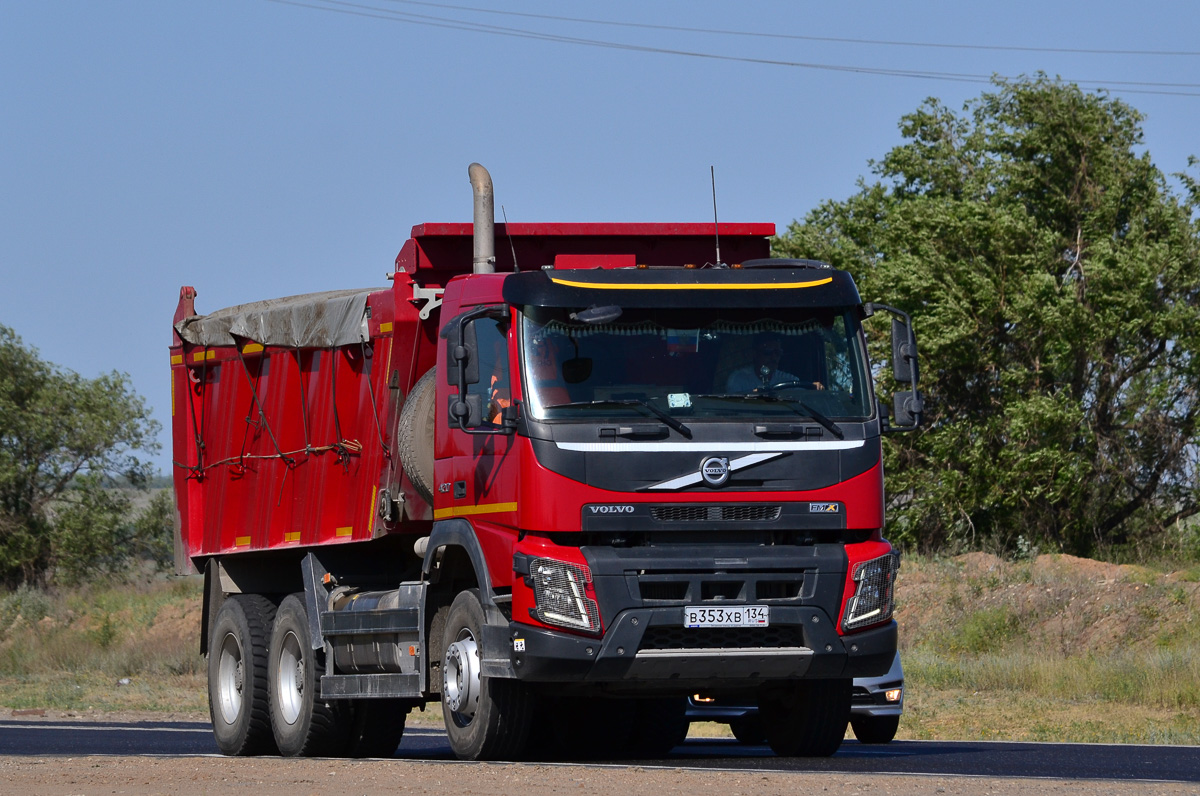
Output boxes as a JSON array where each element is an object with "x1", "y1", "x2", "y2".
[{"x1": 700, "y1": 456, "x2": 731, "y2": 487}]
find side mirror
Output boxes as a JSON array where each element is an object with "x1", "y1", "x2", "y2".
[
  {"x1": 448, "y1": 393, "x2": 485, "y2": 428},
  {"x1": 892, "y1": 390, "x2": 924, "y2": 428},
  {"x1": 870, "y1": 303, "x2": 923, "y2": 433},
  {"x1": 562, "y1": 357, "x2": 593, "y2": 384},
  {"x1": 891, "y1": 317, "x2": 918, "y2": 384},
  {"x1": 442, "y1": 319, "x2": 480, "y2": 387}
]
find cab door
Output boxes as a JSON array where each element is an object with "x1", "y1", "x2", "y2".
[{"x1": 434, "y1": 312, "x2": 520, "y2": 585}]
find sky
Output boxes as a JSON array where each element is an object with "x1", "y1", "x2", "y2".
[{"x1": 2, "y1": 1, "x2": 1198, "y2": 473}]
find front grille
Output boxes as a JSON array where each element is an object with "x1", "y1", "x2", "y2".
[
  {"x1": 651, "y1": 505, "x2": 782, "y2": 523},
  {"x1": 755, "y1": 580, "x2": 802, "y2": 600},
  {"x1": 639, "y1": 625, "x2": 804, "y2": 651},
  {"x1": 640, "y1": 581, "x2": 689, "y2": 602}
]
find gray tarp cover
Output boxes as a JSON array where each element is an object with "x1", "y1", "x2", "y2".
[{"x1": 174, "y1": 288, "x2": 379, "y2": 348}]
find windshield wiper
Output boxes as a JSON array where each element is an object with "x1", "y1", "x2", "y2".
[
  {"x1": 695, "y1": 393, "x2": 844, "y2": 440},
  {"x1": 543, "y1": 399, "x2": 693, "y2": 439}
]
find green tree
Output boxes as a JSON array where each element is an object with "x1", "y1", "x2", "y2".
[
  {"x1": 0, "y1": 325, "x2": 161, "y2": 585},
  {"x1": 776, "y1": 76, "x2": 1200, "y2": 558}
]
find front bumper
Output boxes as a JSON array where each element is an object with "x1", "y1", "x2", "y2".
[{"x1": 508, "y1": 608, "x2": 896, "y2": 686}]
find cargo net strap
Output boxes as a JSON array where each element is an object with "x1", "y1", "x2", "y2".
[{"x1": 173, "y1": 343, "x2": 388, "y2": 482}]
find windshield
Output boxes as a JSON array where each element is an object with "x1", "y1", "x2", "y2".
[{"x1": 519, "y1": 306, "x2": 872, "y2": 422}]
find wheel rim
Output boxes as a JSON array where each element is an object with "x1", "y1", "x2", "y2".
[
  {"x1": 216, "y1": 632, "x2": 244, "y2": 725},
  {"x1": 443, "y1": 629, "x2": 480, "y2": 726},
  {"x1": 276, "y1": 629, "x2": 305, "y2": 725}
]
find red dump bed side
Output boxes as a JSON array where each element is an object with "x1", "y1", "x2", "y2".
[{"x1": 170, "y1": 285, "x2": 434, "y2": 568}]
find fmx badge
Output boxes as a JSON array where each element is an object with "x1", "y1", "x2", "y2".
[{"x1": 809, "y1": 502, "x2": 840, "y2": 513}]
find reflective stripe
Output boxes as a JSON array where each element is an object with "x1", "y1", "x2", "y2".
[{"x1": 433, "y1": 502, "x2": 518, "y2": 520}]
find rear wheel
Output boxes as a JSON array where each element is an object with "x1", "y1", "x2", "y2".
[
  {"x1": 209, "y1": 594, "x2": 278, "y2": 756},
  {"x1": 760, "y1": 679, "x2": 850, "y2": 757},
  {"x1": 268, "y1": 594, "x2": 348, "y2": 756},
  {"x1": 442, "y1": 589, "x2": 532, "y2": 760},
  {"x1": 851, "y1": 714, "x2": 899, "y2": 744},
  {"x1": 346, "y1": 699, "x2": 409, "y2": 758}
]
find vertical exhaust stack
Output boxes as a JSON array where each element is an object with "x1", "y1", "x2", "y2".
[{"x1": 469, "y1": 162, "x2": 496, "y2": 274}]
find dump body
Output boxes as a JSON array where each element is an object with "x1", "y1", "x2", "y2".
[{"x1": 173, "y1": 217, "x2": 914, "y2": 762}]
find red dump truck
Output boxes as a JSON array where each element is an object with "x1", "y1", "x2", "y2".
[{"x1": 170, "y1": 164, "x2": 922, "y2": 761}]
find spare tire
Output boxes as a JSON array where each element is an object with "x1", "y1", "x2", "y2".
[{"x1": 397, "y1": 367, "x2": 436, "y2": 506}]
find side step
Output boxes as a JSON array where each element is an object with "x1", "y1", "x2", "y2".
[{"x1": 321, "y1": 673, "x2": 421, "y2": 699}]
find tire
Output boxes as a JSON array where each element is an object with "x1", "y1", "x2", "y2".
[
  {"x1": 346, "y1": 699, "x2": 408, "y2": 758},
  {"x1": 441, "y1": 589, "x2": 532, "y2": 760},
  {"x1": 268, "y1": 594, "x2": 349, "y2": 757},
  {"x1": 397, "y1": 368, "x2": 436, "y2": 505},
  {"x1": 522, "y1": 695, "x2": 625, "y2": 761},
  {"x1": 729, "y1": 715, "x2": 766, "y2": 745},
  {"x1": 630, "y1": 698, "x2": 689, "y2": 757},
  {"x1": 851, "y1": 714, "x2": 899, "y2": 744},
  {"x1": 760, "y1": 679, "x2": 850, "y2": 757},
  {"x1": 208, "y1": 594, "x2": 278, "y2": 756}
]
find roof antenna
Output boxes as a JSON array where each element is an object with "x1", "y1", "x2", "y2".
[
  {"x1": 501, "y1": 205, "x2": 520, "y2": 272},
  {"x1": 711, "y1": 166, "x2": 725, "y2": 268}
]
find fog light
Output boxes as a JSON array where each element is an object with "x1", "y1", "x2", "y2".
[
  {"x1": 841, "y1": 552, "x2": 899, "y2": 632},
  {"x1": 885, "y1": 688, "x2": 902, "y2": 703},
  {"x1": 531, "y1": 557, "x2": 601, "y2": 633}
]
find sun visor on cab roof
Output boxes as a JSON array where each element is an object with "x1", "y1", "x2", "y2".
[{"x1": 501, "y1": 268, "x2": 862, "y2": 310}]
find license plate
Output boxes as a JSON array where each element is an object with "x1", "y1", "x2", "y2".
[{"x1": 683, "y1": 605, "x2": 769, "y2": 628}]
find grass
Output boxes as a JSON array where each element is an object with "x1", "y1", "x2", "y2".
[
  {"x1": 0, "y1": 575, "x2": 207, "y2": 715},
  {"x1": 0, "y1": 553, "x2": 1198, "y2": 745}
]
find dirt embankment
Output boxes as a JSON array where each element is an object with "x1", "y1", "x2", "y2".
[{"x1": 896, "y1": 553, "x2": 1200, "y2": 655}]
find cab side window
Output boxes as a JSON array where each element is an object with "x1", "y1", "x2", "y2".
[{"x1": 468, "y1": 318, "x2": 510, "y2": 425}]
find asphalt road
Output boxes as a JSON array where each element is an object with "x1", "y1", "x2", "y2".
[{"x1": 0, "y1": 720, "x2": 1196, "y2": 784}]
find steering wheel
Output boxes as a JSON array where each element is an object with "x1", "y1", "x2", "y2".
[{"x1": 755, "y1": 380, "x2": 822, "y2": 393}]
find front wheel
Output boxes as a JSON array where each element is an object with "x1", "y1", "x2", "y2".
[
  {"x1": 631, "y1": 698, "x2": 689, "y2": 757},
  {"x1": 760, "y1": 679, "x2": 850, "y2": 757},
  {"x1": 729, "y1": 715, "x2": 766, "y2": 745},
  {"x1": 851, "y1": 714, "x2": 899, "y2": 744},
  {"x1": 441, "y1": 589, "x2": 532, "y2": 760}
]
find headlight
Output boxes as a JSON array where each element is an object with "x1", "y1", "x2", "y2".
[
  {"x1": 531, "y1": 557, "x2": 601, "y2": 633},
  {"x1": 841, "y1": 552, "x2": 898, "y2": 632}
]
